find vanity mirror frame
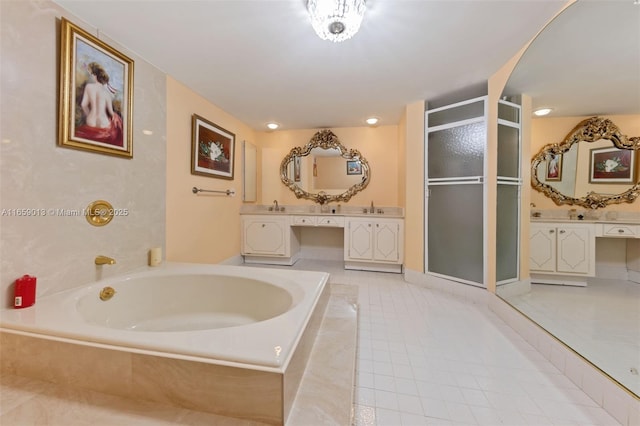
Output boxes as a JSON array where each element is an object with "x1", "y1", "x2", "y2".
[
  {"x1": 531, "y1": 116, "x2": 640, "y2": 209},
  {"x1": 280, "y1": 129, "x2": 370, "y2": 205}
]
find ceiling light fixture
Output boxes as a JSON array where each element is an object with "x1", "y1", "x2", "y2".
[
  {"x1": 533, "y1": 107, "x2": 553, "y2": 117},
  {"x1": 266, "y1": 122, "x2": 279, "y2": 130},
  {"x1": 365, "y1": 117, "x2": 379, "y2": 126},
  {"x1": 307, "y1": 0, "x2": 367, "y2": 43}
]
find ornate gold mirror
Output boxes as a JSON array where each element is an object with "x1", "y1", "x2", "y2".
[
  {"x1": 531, "y1": 117, "x2": 640, "y2": 209},
  {"x1": 280, "y1": 129, "x2": 370, "y2": 204}
]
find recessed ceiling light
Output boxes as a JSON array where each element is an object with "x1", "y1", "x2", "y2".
[
  {"x1": 533, "y1": 108, "x2": 553, "y2": 117},
  {"x1": 266, "y1": 122, "x2": 279, "y2": 130},
  {"x1": 142, "y1": 129, "x2": 153, "y2": 135},
  {"x1": 365, "y1": 117, "x2": 379, "y2": 126}
]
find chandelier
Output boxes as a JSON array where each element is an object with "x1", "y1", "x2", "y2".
[{"x1": 307, "y1": 0, "x2": 367, "y2": 43}]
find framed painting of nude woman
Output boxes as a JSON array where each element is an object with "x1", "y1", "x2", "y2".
[{"x1": 58, "y1": 18, "x2": 134, "y2": 158}]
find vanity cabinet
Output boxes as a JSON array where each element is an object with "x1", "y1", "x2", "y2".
[
  {"x1": 529, "y1": 222, "x2": 595, "y2": 284},
  {"x1": 240, "y1": 211, "x2": 403, "y2": 272},
  {"x1": 241, "y1": 215, "x2": 299, "y2": 265},
  {"x1": 344, "y1": 218, "x2": 403, "y2": 272}
]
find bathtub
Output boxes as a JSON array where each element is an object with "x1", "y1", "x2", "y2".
[{"x1": 0, "y1": 263, "x2": 330, "y2": 424}]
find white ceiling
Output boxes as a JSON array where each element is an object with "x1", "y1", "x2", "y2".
[{"x1": 53, "y1": 1, "x2": 638, "y2": 131}]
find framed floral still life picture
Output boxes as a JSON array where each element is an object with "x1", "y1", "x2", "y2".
[
  {"x1": 58, "y1": 18, "x2": 134, "y2": 158},
  {"x1": 589, "y1": 146, "x2": 636, "y2": 184},
  {"x1": 191, "y1": 114, "x2": 235, "y2": 180},
  {"x1": 545, "y1": 153, "x2": 562, "y2": 181}
]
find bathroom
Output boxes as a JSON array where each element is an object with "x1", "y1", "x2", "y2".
[{"x1": 2, "y1": 0, "x2": 640, "y2": 425}]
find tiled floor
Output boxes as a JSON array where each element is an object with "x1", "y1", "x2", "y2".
[
  {"x1": 1, "y1": 259, "x2": 624, "y2": 425},
  {"x1": 501, "y1": 278, "x2": 640, "y2": 398}
]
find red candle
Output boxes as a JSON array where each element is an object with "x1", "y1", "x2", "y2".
[{"x1": 14, "y1": 275, "x2": 36, "y2": 308}]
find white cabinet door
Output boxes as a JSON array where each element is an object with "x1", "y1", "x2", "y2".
[
  {"x1": 346, "y1": 219, "x2": 373, "y2": 260},
  {"x1": 242, "y1": 216, "x2": 288, "y2": 256},
  {"x1": 556, "y1": 226, "x2": 590, "y2": 274},
  {"x1": 530, "y1": 225, "x2": 556, "y2": 272},
  {"x1": 530, "y1": 223, "x2": 592, "y2": 275},
  {"x1": 346, "y1": 218, "x2": 402, "y2": 263},
  {"x1": 373, "y1": 221, "x2": 400, "y2": 262}
]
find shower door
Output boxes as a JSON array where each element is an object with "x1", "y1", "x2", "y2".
[{"x1": 425, "y1": 97, "x2": 487, "y2": 287}]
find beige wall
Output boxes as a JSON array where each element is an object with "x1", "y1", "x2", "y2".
[
  {"x1": 165, "y1": 77, "x2": 256, "y2": 263},
  {"x1": 0, "y1": 1, "x2": 166, "y2": 307},
  {"x1": 257, "y1": 126, "x2": 399, "y2": 207},
  {"x1": 530, "y1": 114, "x2": 639, "y2": 213},
  {"x1": 402, "y1": 102, "x2": 426, "y2": 272}
]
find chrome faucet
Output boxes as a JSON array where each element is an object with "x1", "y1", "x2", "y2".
[
  {"x1": 369, "y1": 201, "x2": 375, "y2": 213},
  {"x1": 273, "y1": 200, "x2": 279, "y2": 211},
  {"x1": 95, "y1": 255, "x2": 116, "y2": 265}
]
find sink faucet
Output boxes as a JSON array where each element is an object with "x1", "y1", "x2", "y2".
[
  {"x1": 370, "y1": 201, "x2": 375, "y2": 213},
  {"x1": 273, "y1": 200, "x2": 279, "y2": 211},
  {"x1": 95, "y1": 255, "x2": 116, "y2": 265}
]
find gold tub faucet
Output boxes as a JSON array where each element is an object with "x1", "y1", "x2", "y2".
[{"x1": 95, "y1": 255, "x2": 116, "y2": 265}]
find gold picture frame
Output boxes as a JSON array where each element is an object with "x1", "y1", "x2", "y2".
[{"x1": 58, "y1": 18, "x2": 134, "y2": 158}]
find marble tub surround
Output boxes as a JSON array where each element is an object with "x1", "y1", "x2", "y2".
[
  {"x1": 0, "y1": 264, "x2": 333, "y2": 424},
  {"x1": 0, "y1": 283, "x2": 358, "y2": 426},
  {"x1": 1, "y1": 264, "x2": 327, "y2": 369},
  {"x1": 240, "y1": 204, "x2": 405, "y2": 218},
  {"x1": 0, "y1": 282, "x2": 329, "y2": 425},
  {"x1": 287, "y1": 283, "x2": 358, "y2": 425}
]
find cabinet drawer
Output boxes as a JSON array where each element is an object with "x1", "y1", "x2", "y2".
[
  {"x1": 317, "y1": 216, "x2": 344, "y2": 227},
  {"x1": 601, "y1": 224, "x2": 638, "y2": 238},
  {"x1": 291, "y1": 216, "x2": 316, "y2": 226},
  {"x1": 291, "y1": 215, "x2": 345, "y2": 227}
]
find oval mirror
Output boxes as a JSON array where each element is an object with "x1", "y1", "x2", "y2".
[
  {"x1": 531, "y1": 116, "x2": 639, "y2": 209},
  {"x1": 280, "y1": 129, "x2": 370, "y2": 205}
]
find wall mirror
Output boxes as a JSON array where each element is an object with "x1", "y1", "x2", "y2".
[
  {"x1": 531, "y1": 116, "x2": 639, "y2": 209},
  {"x1": 280, "y1": 129, "x2": 370, "y2": 204},
  {"x1": 498, "y1": 0, "x2": 640, "y2": 397}
]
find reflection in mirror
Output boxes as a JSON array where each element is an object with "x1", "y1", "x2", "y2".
[
  {"x1": 498, "y1": 0, "x2": 640, "y2": 399},
  {"x1": 280, "y1": 129, "x2": 370, "y2": 204},
  {"x1": 531, "y1": 117, "x2": 640, "y2": 209},
  {"x1": 242, "y1": 141, "x2": 257, "y2": 202}
]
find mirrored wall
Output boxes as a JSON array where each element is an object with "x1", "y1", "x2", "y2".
[{"x1": 498, "y1": 1, "x2": 640, "y2": 397}]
